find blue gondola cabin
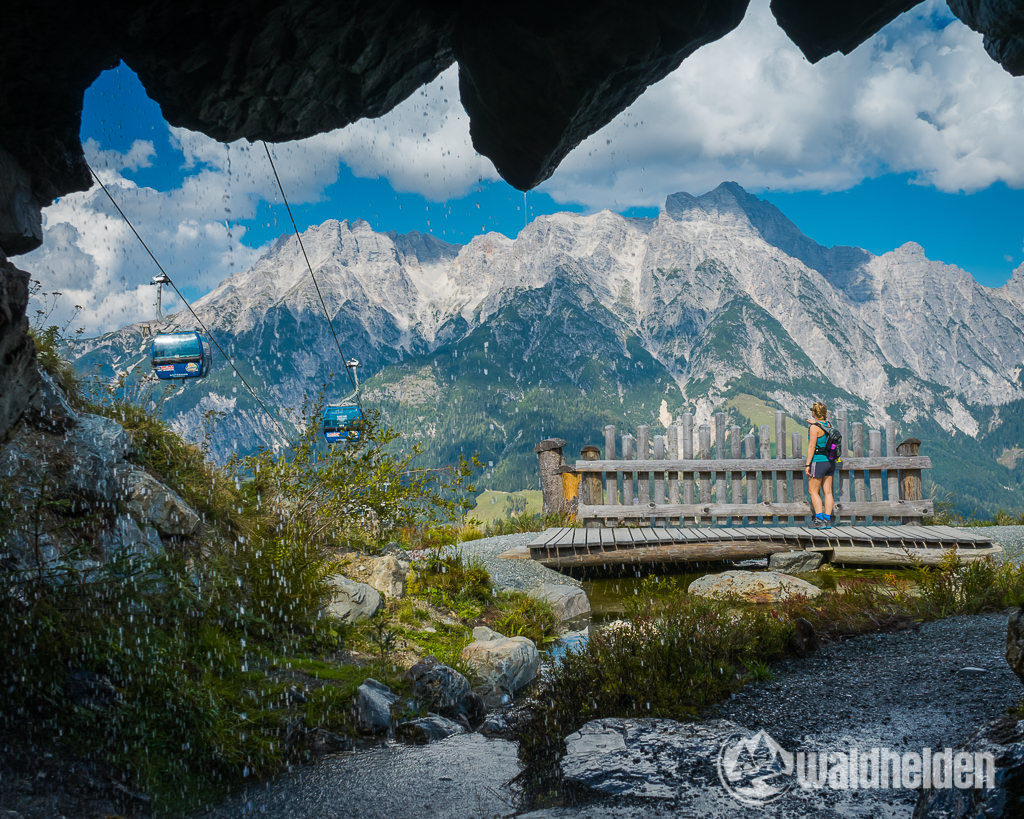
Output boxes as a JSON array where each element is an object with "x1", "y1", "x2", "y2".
[
  {"x1": 151, "y1": 332, "x2": 212, "y2": 380},
  {"x1": 322, "y1": 404, "x2": 363, "y2": 443}
]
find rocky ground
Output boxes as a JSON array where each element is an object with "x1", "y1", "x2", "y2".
[{"x1": 448, "y1": 532, "x2": 580, "y2": 593}]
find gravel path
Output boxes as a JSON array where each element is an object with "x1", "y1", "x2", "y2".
[{"x1": 449, "y1": 532, "x2": 581, "y2": 592}]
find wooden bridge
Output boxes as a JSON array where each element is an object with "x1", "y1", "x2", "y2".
[{"x1": 530, "y1": 409, "x2": 999, "y2": 569}]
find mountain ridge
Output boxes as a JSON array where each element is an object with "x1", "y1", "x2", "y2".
[{"x1": 71, "y1": 182, "x2": 1024, "y2": 515}]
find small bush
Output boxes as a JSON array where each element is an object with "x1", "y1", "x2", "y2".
[
  {"x1": 407, "y1": 552, "x2": 492, "y2": 619},
  {"x1": 486, "y1": 592, "x2": 558, "y2": 646},
  {"x1": 29, "y1": 325, "x2": 81, "y2": 404}
]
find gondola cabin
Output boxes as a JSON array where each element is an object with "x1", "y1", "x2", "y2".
[
  {"x1": 323, "y1": 404, "x2": 363, "y2": 444},
  {"x1": 151, "y1": 331, "x2": 212, "y2": 380}
]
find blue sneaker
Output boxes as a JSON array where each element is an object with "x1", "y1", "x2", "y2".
[
  {"x1": 811, "y1": 514, "x2": 826, "y2": 529},
  {"x1": 822, "y1": 514, "x2": 833, "y2": 530}
]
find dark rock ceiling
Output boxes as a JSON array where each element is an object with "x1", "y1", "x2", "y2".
[{"x1": 1, "y1": 0, "x2": 1022, "y2": 257}]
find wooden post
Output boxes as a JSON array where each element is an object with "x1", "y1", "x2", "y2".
[
  {"x1": 604, "y1": 424, "x2": 617, "y2": 506},
  {"x1": 682, "y1": 414, "x2": 695, "y2": 521},
  {"x1": 836, "y1": 408, "x2": 849, "y2": 523},
  {"x1": 743, "y1": 433, "x2": 757, "y2": 525},
  {"x1": 775, "y1": 411, "x2": 788, "y2": 522},
  {"x1": 536, "y1": 438, "x2": 567, "y2": 515},
  {"x1": 791, "y1": 430, "x2": 803, "y2": 521},
  {"x1": 868, "y1": 429, "x2": 883, "y2": 522},
  {"x1": 714, "y1": 413, "x2": 726, "y2": 524},
  {"x1": 698, "y1": 423, "x2": 712, "y2": 524},
  {"x1": 730, "y1": 425, "x2": 741, "y2": 525},
  {"x1": 637, "y1": 424, "x2": 651, "y2": 506},
  {"x1": 579, "y1": 445, "x2": 603, "y2": 526},
  {"x1": 885, "y1": 419, "x2": 898, "y2": 504},
  {"x1": 653, "y1": 435, "x2": 666, "y2": 525},
  {"x1": 759, "y1": 424, "x2": 773, "y2": 507},
  {"x1": 897, "y1": 437, "x2": 923, "y2": 524},
  {"x1": 852, "y1": 422, "x2": 865, "y2": 522},
  {"x1": 622, "y1": 434, "x2": 635, "y2": 506},
  {"x1": 667, "y1": 425, "x2": 680, "y2": 507},
  {"x1": 559, "y1": 466, "x2": 580, "y2": 519}
]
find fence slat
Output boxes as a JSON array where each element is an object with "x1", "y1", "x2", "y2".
[
  {"x1": 653, "y1": 435, "x2": 666, "y2": 525},
  {"x1": 698, "y1": 423, "x2": 712, "y2": 525},
  {"x1": 743, "y1": 433, "x2": 756, "y2": 525},
  {"x1": 667, "y1": 425, "x2": 680, "y2": 510},
  {"x1": 682, "y1": 414, "x2": 695, "y2": 522},
  {"x1": 775, "y1": 411, "x2": 788, "y2": 522},
  {"x1": 577, "y1": 499, "x2": 934, "y2": 520},
  {"x1": 622, "y1": 434, "x2": 635, "y2": 506},
  {"x1": 637, "y1": 425, "x2": 650, "y2": 507},
  {"x1": 714, "y1": 413, "x2": 727, "y2": 525},
  {"x1": 869, "y1": 429, "x2": 883, "y2": 521},
  {"x1": 575, "y1": 456, "x2": 933, "y2": 472},
  {"x1": 604, "y1": 424, "x2": 617, "y2": 505},
  {"x1": 759, "y1": 424, "x2": 773, "y2": 507},
  {"x1": 730, "y1": 425, "x2": 741, "y2": 525},
  {"x1": 885, "y1": 419, "x2": 898, "y2": 505},
  {"x1": 852, "y1": 422, "x2": 865, "y2": 522},
  {"x1": 791, "y1": 430, "x2": 803, "y2": 523}
]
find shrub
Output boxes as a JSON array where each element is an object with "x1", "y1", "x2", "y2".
[{"x1": 486, "y1": 592, "x2": 558, "y2": 646}]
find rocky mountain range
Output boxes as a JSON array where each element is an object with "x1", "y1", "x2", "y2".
[{"x1": 72, "y1": 182, "x2": 1024, "y2": 516}]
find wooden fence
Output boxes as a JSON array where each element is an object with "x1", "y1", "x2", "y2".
[{"x1": 562, "y1": 409, "x2": 932, "y2": 527}]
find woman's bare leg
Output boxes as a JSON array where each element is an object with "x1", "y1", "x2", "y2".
[
  {"x1": 823, "y1": 474, "x2": 834, "y2": 516},
  {"x1": 808, "y1": 476, "x2": 823, "y2": 515}
]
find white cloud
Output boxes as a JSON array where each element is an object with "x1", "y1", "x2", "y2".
[
  {"x1": 19, "y1": 1, "x2": 1024, "y2": 333},
  {"x1": 540, "y1": 0, "x2": 1024, "y2": 208}
]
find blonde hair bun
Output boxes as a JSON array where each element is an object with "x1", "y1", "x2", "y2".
[{"x1": 811, "y1": 401, "x2": 828, "y2": 420}]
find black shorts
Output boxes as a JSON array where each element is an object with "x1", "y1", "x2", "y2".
[{"x1": 809, "y1": 461, "x2": 835, "y2": 479}]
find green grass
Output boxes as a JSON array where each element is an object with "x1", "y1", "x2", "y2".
[
  {"x1": 471, "y1": 490, "x2": 543, "y2": 524},
  {"x1": 727, "y1": 392, "x2": 808, "y2": 450}
]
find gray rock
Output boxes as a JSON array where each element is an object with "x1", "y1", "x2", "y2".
[
  {"x1": 914, "y1": 714, "x2": 1024, "y2": 817},
  {"x1": 25, "y1": 370, "x2": 77, "y2": 432},
  {"x1": 768, "y1": 550, "x2": 824, "y2": 574},
  {"x1": 326, "y1": 576, "x2": 382, "y2": 623},
  {"x1": 98, "y1": 515, "x2": 162, "y2": 558},
  {"x1": 356, "y1": 678, "x2": 399, "y2": 734},
  {"x1": 688, "y1": 570, "x2": 821, "y2": 603},
  {"x1": 406, "y1": 655, "x2": 471, "y2": 714},
  {"x1": 561, "y1": 717, "x2": 748, "y2": 800},
  {"x1": 460, "y1": 627, "x2": 539, "y2": 693},
  {"x1": 527, "y1": 583, "x2": 591, "y2": 622},
  {"x1": 1008, "y1": 607, "x2": 1024, "y2": 686},
  {"x1": 367, "y1": 554, "x2": 409, "y2": 599},
  {"x1": 124, "y1": 468, "x2": 200, "y2": 537},
  {"x1": 304, "y1": 727, "x2": 352, "y2": 754},
  {"x1": 395, "y1": 714, "x2": 466, "y2": 745}
]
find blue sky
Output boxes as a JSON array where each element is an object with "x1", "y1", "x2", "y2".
[{"x1": 20, "y1": 0, "x2": 1024, "y2": 332}]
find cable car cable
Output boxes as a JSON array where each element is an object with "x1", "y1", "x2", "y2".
[
  {"x1": 85, "y1": 161, "x2": 291, "y2": 439},
  {"x1": 261, "y1": 141, "x2": 362, "y2": 409}
]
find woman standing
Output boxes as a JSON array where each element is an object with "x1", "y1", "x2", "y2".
[{"x1": 804, "y1": 401, "x2": 835, "y2": 529}]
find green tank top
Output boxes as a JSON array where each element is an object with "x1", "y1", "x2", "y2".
[{"x1": 812, "y1": 420, "x2": 831, "y2": 463}]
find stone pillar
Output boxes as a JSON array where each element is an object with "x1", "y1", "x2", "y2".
[
  {"x1": 535, "y1": 438, "x2": 567, "y2": 515},
  {"x1": 896, "y1": 438, "x2": 922, "y2": 501}
]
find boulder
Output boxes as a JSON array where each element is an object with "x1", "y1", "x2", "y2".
[
  {"x1": 97, "y1": 515, "x2": 162, "y2": 558},
  {"x1": 124, "y1": 468, "x2": 201, "y2": 537},
  {"x1": 460, "y1": 626, "x2": 539, "y2": 693},
  {"x1": 395, "y1": 713, "x2": 466, "y2": 745},
  {"x1": 356, "y1": 678, "x2": 399, "y2": 734},
  {"x1": 527, "y1": 583, "x2": 590, "y2": 622},
  {"x1": 406, "y1": 655, "x2": 471, "y2": 714},
  {"x1": 688, "y1": 570, "x2": 821, "y2": 603},
  {"x1": 327, "y1": 576, "x2": 382, "y2": 623},
  {"x1": 367, "y1": 554, "x2": 409, "y2": 599},
  {"x1": 914, "y1": 714, "x2": 1024, "y2": 817},
  {"x1": 1007, "y1": 607, "x2": 1024, "y2": 686},
  {"x1": 561, "y1": 717, "x2": 750, "y2": 800},
  {"x1": 768, "y1": 550, "x2": 824, "y2": 574}
]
